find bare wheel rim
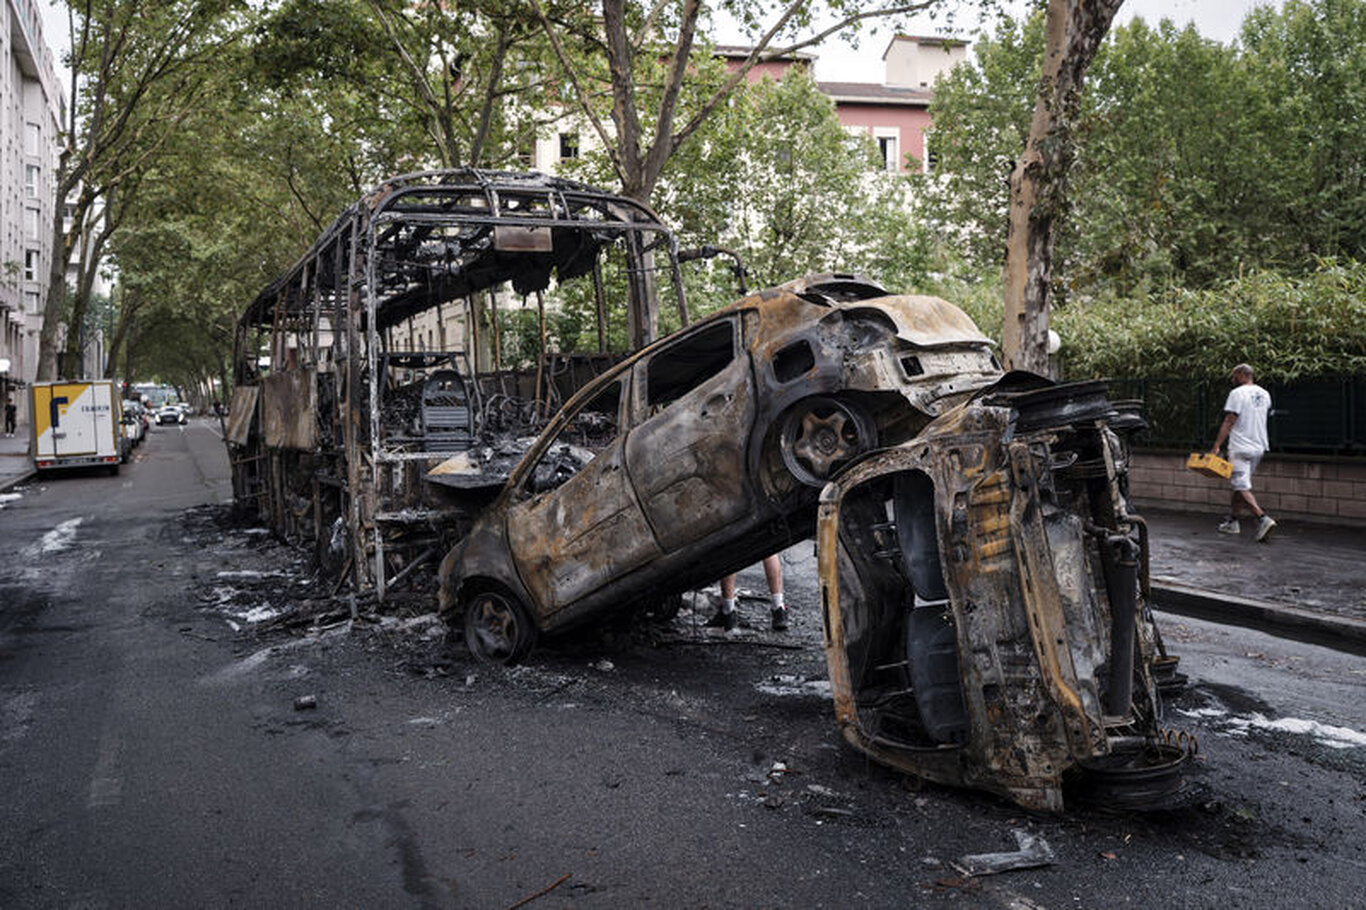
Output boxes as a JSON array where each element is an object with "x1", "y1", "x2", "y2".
[
  {"x1": 779, "y1": 397, "x2": 874, "y2": 487},
  {"x1": 467, "y1": 592, "x2": 521, "y2": 661}
]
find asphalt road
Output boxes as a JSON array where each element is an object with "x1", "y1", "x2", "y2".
[{"x1": 1, "y1": 420, "x2": 1364, "y2": 908}]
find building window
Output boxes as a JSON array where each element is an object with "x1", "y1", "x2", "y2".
[
  {"x1": 26, "y1": 122, "x2": 42, "y2": 156},
  {"x1": 876, "y1": 134, "x2": 899, "y2": 172},
  {"x1": 24, "y1": 207, "x2": 41, "y2": 239},
  {"x1": 558, "y1": 132, "x2": 580, "y2": 160},
  {"x1": 922, "y1": 130, "x2": 940, "y2": 174},
  {"x1": 25, "y1": 165, "x2": 41, "y2": 198},
  {"x1": 24, "y1": 250, "x2": 40, "y2": 281},
  {"x1": 24, "y1": 291, "x2": 41, "y2": 312}
]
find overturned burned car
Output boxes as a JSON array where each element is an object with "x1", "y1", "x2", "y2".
[
  {"x1": 437, "y1": 274, "x2": 1004, "y2": 663},
  {"x1": 817, "y1": 378, "x2": 1190, "y2": 811}
]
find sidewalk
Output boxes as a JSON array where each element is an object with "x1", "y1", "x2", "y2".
[
  {"x1": 1140, "y1": 505, "x2": 1366, "y2": 655},
  {"x1": 0, "y1": 422, "x2": 34, "y2": 493}
]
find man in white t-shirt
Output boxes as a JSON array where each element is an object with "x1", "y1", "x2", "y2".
[{"x1": 1209, "y1": 363, "x2": 1275, "y2": 541}]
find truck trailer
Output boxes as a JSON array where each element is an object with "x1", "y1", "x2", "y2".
[{"x1": 31, "y1": 380, "x2": 122, "y2": 475}]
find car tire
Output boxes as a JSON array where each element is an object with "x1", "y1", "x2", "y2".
[
  {"x1": 463, "y1": 587, "x2": 536, "y2": 666},
  {"x1": 778, "y1": 396, "x2": 876, "y2": 487}
]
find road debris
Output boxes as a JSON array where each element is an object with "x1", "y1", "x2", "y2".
[
  {"x1": 507, "y1": 871, "x2": 572, "y2": 909},
  {"x1": 954, "y1": 829, "x2": 1056, "y2": 877}
]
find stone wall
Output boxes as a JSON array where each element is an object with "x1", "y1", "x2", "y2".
[{"x1": 1129, "y1": 452, "x2": 1366, "y2": 526}]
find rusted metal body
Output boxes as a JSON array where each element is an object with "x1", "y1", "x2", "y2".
[
  {"x1": 816, "y1": 377, "x2": 1191, "y2": 811},
  {"x1": 438, "y1": 274, "x2": 1004, "y2": 661},
  {"x1": 227, "y1": 170, "x2": 682, "y2": 596}
]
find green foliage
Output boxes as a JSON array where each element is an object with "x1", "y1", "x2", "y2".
[
  {"x1": 553, "y1": 70, "x2": 947, "y2": 350},
  {"x1": 913, "y1": 13, "x2": 1039, "y2": 268},
  {"x1": 1055, "y1": 260, "x2": 1366, "y2": 381},
  {"x1": 925, "y1": 1, "x2": 1366, "y2": 298},
  {"x1": 656, "y1": 72, "x2": 938, "y2": 308},
  {"x1": 1239, "y1": 0, "x2": 1366, "y2": 263}
]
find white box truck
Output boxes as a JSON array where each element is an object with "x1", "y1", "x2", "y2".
[{"x1": 31, "y1": 380, "x2": 122, "y2": 474}]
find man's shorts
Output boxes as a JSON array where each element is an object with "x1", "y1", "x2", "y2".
[{"x1": 1229, "y1": 450, "x2": 1263, "y2": 492}]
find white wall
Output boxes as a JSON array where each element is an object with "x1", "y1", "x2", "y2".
[
  {"x1": 1, "y1": 0, "x2": 65, "y2": 392},
  {"x1": 883, "y1": 36, "x2": 968, "y2": 89}
]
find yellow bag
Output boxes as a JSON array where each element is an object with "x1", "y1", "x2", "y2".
[{"x1": 1186, "y1": 452, "x2": 1232, "y2": 479}]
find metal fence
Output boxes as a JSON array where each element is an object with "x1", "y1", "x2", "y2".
[{"x1": 1105, "y1": 377, "x2": 1366, "y2": 455}]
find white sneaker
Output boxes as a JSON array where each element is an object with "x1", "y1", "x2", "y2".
[
  {"x1": 1216, "y1": 518, "x2": 1240, "y2": 535},
  {"x1": 1255, "y1": 515, "x2": 1277, "y2": 542}
]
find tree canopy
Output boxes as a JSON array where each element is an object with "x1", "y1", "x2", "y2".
[
  {"x1": 924, "y1": 0, "x2": 1366, "y2": 296},
  {"x1": 44, "y1": 0, "x2": 1366, "y2": 393}
]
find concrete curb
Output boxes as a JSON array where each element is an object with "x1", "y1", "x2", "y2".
[
  {"x1": 1152, "y1": 579, "x2": 1366, "y2": 657},
  {"x1": 0, "y1": 467, "x2": 36, "y2": 494}
]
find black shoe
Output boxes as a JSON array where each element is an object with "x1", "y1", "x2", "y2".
[
  {"x1": 705, "y1": 609, "x2": 739, "y2": 632},
  {"x1": 770, "y1": 606, "x2": 789, "y2": 631}
]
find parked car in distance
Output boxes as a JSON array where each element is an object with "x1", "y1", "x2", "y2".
[
  {"x1": 118, "y1": 414, "x2": 136, "y2": 463},
  {"x1": 157, "y1": 404, "x2": 186, "y2": 425},
  {"x1": 121, "y1": 405, "x2": 146, "y2": 446},
  {"x1": 437, "y1": 274, "x2": 1004, "y2": 665},
  {"x1": 129, "y1": 402, "x2": 152, "y2": 437}
]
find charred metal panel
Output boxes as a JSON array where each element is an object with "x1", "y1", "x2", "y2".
[
  {"x1": 624, "y1": 324, "x2": 756, "y2": 551},
  {"x1": 846, "y1": 295, "x2": 991, "y2": 347},
  {"x1": 506, "y1": 437, "x2": 661, "y2": 610},
  {"x1": 226, "y1": 386, "x2": 259, "y2": 447},
  {"x1": 260, "y1": 370, "x2": 317, "y2": 451}
]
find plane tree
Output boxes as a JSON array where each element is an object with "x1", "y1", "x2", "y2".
[
  {"x1": 528, "y1": 0, "x2": 1003, "y2": 344},
  {"x1": 35, "y1": 0, "x2": 245, "y2": 381},
  {"x1": 1000, "y1": 0, "x2": 1122, "y2": 373}
]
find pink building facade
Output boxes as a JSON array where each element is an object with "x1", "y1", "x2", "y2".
[
  {"x1": 720, "y1": 35, "x2": 967, "y2": 174},
  {"x1": 820, "y1": 87, "x2": 935, "y2": 172}
]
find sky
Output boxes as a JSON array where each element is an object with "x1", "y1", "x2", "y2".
[{"x1": 35, "y1": 0, "x2": 1282, "y2": 93}]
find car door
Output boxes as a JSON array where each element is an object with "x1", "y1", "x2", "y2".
[
  {"x1": 505, "y1": 374, "x2": 661, "y2": 612},
  {"x1": 623, "y1": 316, "x2": 757, "y2": 552}
]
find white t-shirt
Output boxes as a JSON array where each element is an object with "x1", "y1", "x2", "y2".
[{"x1": 1223, "y1": 382, "x2": 1271, "y2": 455}]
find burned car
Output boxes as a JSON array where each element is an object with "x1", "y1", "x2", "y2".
[
  {"x1": 817, "y1": 378, "x2": 1192, "y2": 811},
  {"x1": 438, "y1": 275, "x2": 1004, "y2": 664}
]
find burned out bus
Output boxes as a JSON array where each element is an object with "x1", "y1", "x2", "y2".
[{"x1": 226, "y1": 169, "x2": 690, "y2": 597}]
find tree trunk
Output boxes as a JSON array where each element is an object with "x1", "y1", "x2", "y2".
[
  {"x1": 63, "y1": 211, "x2": 111, "y2": 375},
  {"x1": 36, "y1": 168, "x2": 85, "y2": 381},
  {"x1": 104, "y1": 286, "x2": 140, "y2": 380},
  {"x1": 1002, "y1": 0, "x2": 1122, "y2": 374}
]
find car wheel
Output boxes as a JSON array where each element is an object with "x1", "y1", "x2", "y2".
[
  {"x1": 463, "y1": 587, "x2": 536, "y2": 665},
  {"x1": 778, "y1": 396, "x2": 876, "y2": 487}
]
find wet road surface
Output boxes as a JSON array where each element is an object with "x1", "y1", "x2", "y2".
[{"x1": 1, "y1": 421, "x2": 1364, "y2": 907}]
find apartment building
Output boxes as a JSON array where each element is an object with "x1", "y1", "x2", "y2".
[
  {"x1": 820, "y1": 35, "x2": 968, "y2": 173},
  {"x1": 531, "y1": 36, "x2": 966, "y2": 178},
  {"x1": 2, "y1": 0, "x2": 64, "y2": 402}
]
